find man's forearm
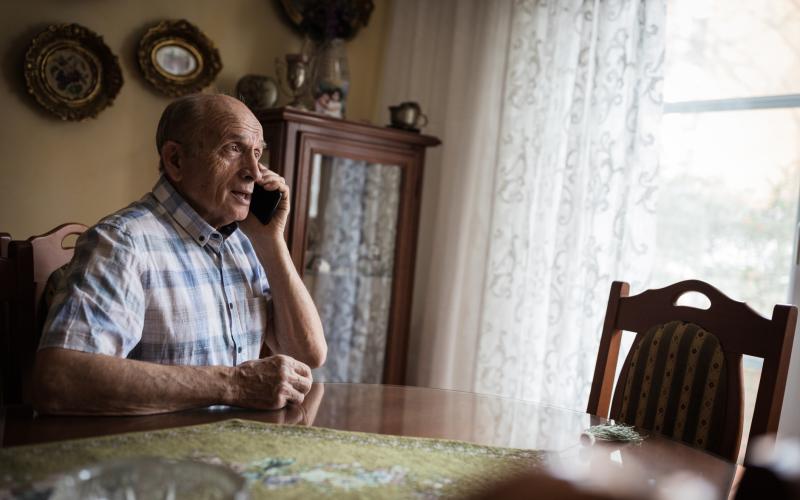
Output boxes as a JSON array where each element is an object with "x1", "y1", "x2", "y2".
[
  {"x1": 253, "y1": 236, "x2": 326, "y2": 368},
  {"x1": 33, "y1": 348, "x2": 235, "y2": 415}
]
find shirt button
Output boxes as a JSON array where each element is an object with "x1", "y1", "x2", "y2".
[
  {"x1": 199, "y1": 236, "x2": 205, "y2": 242},
  {"x1": 237, "y1": 347, "x2": 242, "y2": 354},
  {"x1": 211, "y1": 233, "x2": 220, "y2": 239},
  {"x1": 228, "y1": 302, "x2": 233, "y2": 309}
]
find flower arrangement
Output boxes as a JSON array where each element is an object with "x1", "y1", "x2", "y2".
[{"x1": 298, "y1": 0, "x2": 374, "y2": 41}]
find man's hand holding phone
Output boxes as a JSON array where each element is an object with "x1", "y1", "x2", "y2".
[{"x1": 241, "y1": 165, "x2": 290, "y2": 241}]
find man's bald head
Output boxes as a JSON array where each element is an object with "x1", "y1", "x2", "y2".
[{"x1": 155, "y1": 93, "x2": 252, "y2": 171}]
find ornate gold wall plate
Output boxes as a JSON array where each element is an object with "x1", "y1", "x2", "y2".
[
  {"x1": 137, "y1": 19, "x2": 222, "y2": 97},
  {"x1": 24, "y1": 24, "x2": 123, "y2": 121}
]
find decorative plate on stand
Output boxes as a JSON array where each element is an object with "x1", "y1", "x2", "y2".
[{"x1": 24, "y1": 23, "x2": 123, "y2": 121}]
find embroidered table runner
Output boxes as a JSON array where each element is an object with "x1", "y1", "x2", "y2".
[{"x1": 1, "y1": 419, "x2": 544, "y2": 498}]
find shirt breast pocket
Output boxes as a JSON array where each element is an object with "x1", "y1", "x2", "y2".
[{"x1": 234, "y1": 296, "x2": 269, "y2": 360}]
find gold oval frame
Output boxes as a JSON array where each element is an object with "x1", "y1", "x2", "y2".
[
  {"x1": 137, "y1": 19, "x2": 221, "y2": 97},
  {"x1": 24, "y1": 23, "x2": 123, "y2": 121},
  {"x1": 150, "y1": 39, "x2": 203, "y2": 81}
]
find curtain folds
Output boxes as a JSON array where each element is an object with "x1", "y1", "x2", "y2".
[{"x1": 376, "y1": 0, "x2": 665, "y2": 411}]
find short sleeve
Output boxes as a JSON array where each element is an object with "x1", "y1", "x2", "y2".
[{"x1": 39, "y1": 223, "x2": 145, "y2": 357}]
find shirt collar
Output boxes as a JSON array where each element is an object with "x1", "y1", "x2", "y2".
[{"x1": 151, "y1": 175, "x2": 238, "y2": 251}]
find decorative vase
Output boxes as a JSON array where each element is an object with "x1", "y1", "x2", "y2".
[{"x1": 311, "y1": 38, "x2": 350, "y2": 118}]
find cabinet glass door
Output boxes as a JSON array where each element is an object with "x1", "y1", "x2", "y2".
[{"x1": 303, "y1": 154, "x2": 402, "y2": 383}]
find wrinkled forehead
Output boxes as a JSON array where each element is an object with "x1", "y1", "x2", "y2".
[{"x1": 200, "y1": 99, "x2": 264, "y2": 147}]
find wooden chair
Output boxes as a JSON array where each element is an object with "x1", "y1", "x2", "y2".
[
  {"x1": 25, "y1": 224, "x2": 87, "y2": 321},
  {"x1": 0, "y1": 253, "x2": 21, "y2": 407},
  {"x1": 0, "y1": 232, "x2": 10, "y2": 257},
  {"x1": 587, "y1": 280, "x2": 797, "y2": 462},
  {"x1": 2, "y1": 223, "x2": 87, "y2": 405}
]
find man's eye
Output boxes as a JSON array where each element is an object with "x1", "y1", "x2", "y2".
[
  {"x1": 227, "y1": 144, "x2": 241, "y2": 153},
  {"x1": 254, "y1": 150, "x2": 262, "y2": 159}
]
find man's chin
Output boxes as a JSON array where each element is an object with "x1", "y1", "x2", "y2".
[{"x1": 233, "y1": 209, "x2": 251, "y2": 223}]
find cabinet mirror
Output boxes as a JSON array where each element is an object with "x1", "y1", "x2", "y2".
[{"x1": 303, "y1": 154, "x2": 402, "y2": 383}]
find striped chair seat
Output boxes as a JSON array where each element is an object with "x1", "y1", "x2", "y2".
[{"x1": 617, "y1": 320, "x2": 727, "y2": 452}]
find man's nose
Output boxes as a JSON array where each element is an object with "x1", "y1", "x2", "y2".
[{"x1": 241, "y1": 151, "x2": 262, "y2": 181}]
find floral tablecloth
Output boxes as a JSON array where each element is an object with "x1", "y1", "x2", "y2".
[{"x1": 1, "y1": 419, "x2": 544, "y2": 499}]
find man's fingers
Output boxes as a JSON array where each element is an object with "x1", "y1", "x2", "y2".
[
  {"x1": 259, "y1": 171, "x2": 286, "y2": 187},
  {"x1": 290, "y1": 371, "x2": 312, "y2": 395},
  {"x1": 275, "y1": 356, "x2": 311, "y2": 394},
  {"x1": 280, "y1": 384, "x2": 306, "y2": 406},
  {"x1": 292, "y1": 359, "x2": 312, "y2": 378},
  {"x1": 283, "y1": 358, "x2": 312, "y2": 394},
  {"x1": 259, "y1": 175, "x2": 288, "y2": 197}
]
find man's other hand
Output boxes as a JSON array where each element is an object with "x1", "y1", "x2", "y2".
[{"x1": 230, "y1": 354, "x2": 312, "y2": 409}]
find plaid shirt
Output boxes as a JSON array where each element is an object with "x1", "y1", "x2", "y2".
[{"x1": 40, "y1": 176, "x2": 270, "y2": 366}]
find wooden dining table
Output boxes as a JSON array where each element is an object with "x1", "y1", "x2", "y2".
[{"x1": 1, "y1": 383, "x2": 739, "y2": 499}]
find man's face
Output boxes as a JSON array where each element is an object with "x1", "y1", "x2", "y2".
[{"x1": 174, "y1": 98, "x2": 266, "y2": 228}]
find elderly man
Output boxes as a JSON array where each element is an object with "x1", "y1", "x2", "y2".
[{"x1": 32, "y1": 94, "x2": 326, "y2": 415}]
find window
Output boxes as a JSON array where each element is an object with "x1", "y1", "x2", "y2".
[{"x1": 654, "y1": 0, "x2": 800, "y2": 461}]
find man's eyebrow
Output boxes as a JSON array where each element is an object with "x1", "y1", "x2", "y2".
[{"x1": 225, "y1": 134, "x2": 267, "y2": 149}]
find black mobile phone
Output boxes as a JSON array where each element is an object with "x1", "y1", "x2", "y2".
[{"x1": 249, "y1": 184, "x2": 282, "y2": 225}]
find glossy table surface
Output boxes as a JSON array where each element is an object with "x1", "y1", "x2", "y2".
[{"x1": 2, "y1": 383, "x2": 737, "y2": 498}]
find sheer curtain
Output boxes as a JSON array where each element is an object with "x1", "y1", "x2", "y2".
[{"x1": 376, "y1": 0, "x2": 665, "y2": 411}]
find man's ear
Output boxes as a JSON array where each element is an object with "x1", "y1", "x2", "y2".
[{"x1": 161, "y1": 141, "x2": 184, "y2": 182}]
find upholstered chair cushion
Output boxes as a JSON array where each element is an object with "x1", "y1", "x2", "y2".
[{"x1": 617, "y1": 320, "x2": 728, "y2": 452}]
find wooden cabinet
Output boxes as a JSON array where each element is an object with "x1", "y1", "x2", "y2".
[{"x1": 257, "y1": 108, "x2": 440, "y2": 385}]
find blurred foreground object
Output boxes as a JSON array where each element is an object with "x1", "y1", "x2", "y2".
[
  {"x1": 469, "y1": 469, "x2": 644, "y2": 500},
  {"x1": 50, "y1": 457, "x2": 246, "y2": 499},
  {"x1": 736, "y1": 435, "x2": 800, "y2": 500},
  {"x1": 472, "y1": 441, "x2": 721, "y2": 500}
]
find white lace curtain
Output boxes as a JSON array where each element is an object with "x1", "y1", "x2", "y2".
[
  {"x1": 376, "y1": 0, "x2": 665, "y2": 411},
  {"x1": 306, "y1": 157, "x2": 401, "y2": 383}
]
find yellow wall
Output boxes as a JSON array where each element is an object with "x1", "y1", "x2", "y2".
[{"x1": 0, "y1": 0, "x2": 390, "y2": 238}]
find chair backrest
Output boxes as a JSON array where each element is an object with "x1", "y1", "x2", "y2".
[
  {"x1": 2, "y1": 223, "x2": 87, "y2": 406},
  {"x1": 0, "y1": 254, "x2": 20, "y2": 407},
  {"x1": 0, "y1": 232, "x2": 10, "y2": 257},
  {"x1": 28, "y1": 224, "x2": 87, "y2": 316},
  {"x1": 587, "y1": 280, "x2": 797, "y2": 462}
]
